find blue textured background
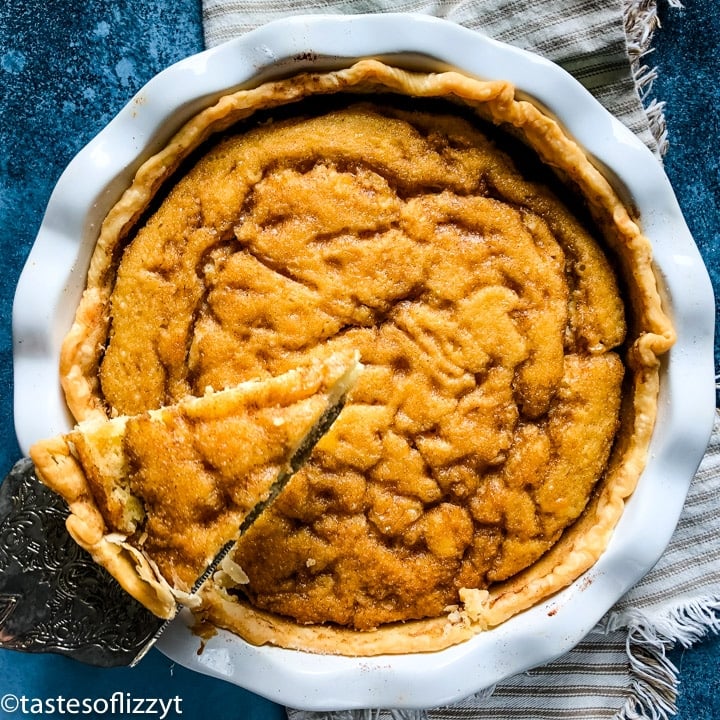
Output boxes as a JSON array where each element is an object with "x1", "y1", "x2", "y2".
[
  {"x1": 0, "y1": 1, "x2": 717, "y2": 717},
  {"x1": 651, "y1": 3, "x2": 719, "y2": 715},
  {"x1": 652, "y1": 2, "x2": 719, "y2": 404}
]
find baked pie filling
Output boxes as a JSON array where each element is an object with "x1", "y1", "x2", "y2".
[{"x1": 42, "y1": 60, "x2": 674, "y2": 655}]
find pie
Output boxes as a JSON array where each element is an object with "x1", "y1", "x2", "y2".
[
  {"x1": 49, "y1": 60, "x2": 674, "y2": 654},
  {"x1": 30, "y1": 350, "x2": 360, "y2": 619}
]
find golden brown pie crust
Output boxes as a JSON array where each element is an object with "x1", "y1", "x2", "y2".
[{"x1": 54, "y1": 60, "x2": 674, "y2": 654}]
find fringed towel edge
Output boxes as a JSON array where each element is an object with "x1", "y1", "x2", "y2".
[
  {"x1": 623, "y1": 0, "x2": 684, "y2": 157},
  {"x1": 599, "y1": 596, "x2": 720, "y2": 720}
]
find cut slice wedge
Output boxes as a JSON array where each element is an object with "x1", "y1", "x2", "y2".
[{"x1": 30, "y1": 350, "x2": 361, "y2": 619}]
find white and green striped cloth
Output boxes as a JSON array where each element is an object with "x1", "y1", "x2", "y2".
[{"x1": 201, "y1": 3, "x2": 719, "y2": 718}]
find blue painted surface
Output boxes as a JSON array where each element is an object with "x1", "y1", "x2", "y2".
[
  {"x1": 652, "y1": 1, "x2": 719, "y2": 405},
  {"x1": 0, "y1": 649, "x2": 284, "y2": 719},
  {"x1": 0, "y1": 0, "x2": 717, "y2": 717},
  {"x1": 652, "y1": 2, "x2": 720, "y2": 715}
]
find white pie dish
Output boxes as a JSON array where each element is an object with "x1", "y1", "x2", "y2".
[{"x1": 12, "y1": 12, "x2": 715, "y2": 711}]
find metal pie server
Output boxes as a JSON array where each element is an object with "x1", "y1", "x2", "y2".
[{"x1": 0, "y1": 396, "x2": 347, "y2": 668}]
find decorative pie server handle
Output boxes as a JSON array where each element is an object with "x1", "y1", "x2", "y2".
[{"x1": 0, "y1": 458, "x2": 164, "y2": 667}]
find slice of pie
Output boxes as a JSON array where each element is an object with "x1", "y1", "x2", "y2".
[{"x1": 29, "y1": 350, "x2": 361, "y2": 619}]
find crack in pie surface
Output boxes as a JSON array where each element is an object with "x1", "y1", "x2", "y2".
[{"x1": 54, "y1": 60, "x2": 674, "y2": 655}]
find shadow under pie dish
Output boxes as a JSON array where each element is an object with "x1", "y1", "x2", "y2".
[{"x1": 13, "y1": 14, "x2": 715, "y2": 710}]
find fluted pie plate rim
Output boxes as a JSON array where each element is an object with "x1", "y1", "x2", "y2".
[{"x1": 12, "y1": 13, "x2": 715, "y2": 711}]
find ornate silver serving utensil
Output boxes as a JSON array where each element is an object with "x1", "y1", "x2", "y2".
[{"x1": 0, "y1": 394, "x2": 347, "y2": 666}]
